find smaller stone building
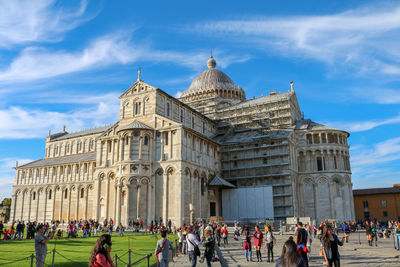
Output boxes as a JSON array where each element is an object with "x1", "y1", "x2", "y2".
[{"x1": 353, "y1": 185, "x2": 400, "y2": 222}]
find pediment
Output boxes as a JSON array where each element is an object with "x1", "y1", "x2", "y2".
[{"x1": 119, "y1": 80, "x2": 158, "y2": 99}]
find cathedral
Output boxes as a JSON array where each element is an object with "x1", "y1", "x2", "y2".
[{"x1": 10, "y1": 56, "x2": 355, "y2": 226}]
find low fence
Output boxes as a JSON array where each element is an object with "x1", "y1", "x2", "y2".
[{"x1": 0, "y1": 237, "x2": 180, "y2": 267}]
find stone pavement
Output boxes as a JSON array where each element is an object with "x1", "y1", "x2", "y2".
[{"x1": 171, "y1": 231, "x2": 400, "y2": 266}]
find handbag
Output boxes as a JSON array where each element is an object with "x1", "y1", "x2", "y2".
[
  {"x1": 187, "y1": 236, "x2": 201, "y2": 257},
  {"x1": 155, "y1": 239, "x2": 167, "y2": 259}
]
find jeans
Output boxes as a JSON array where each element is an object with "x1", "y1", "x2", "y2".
[
  {"x1": 119, "y1": 230, "x2": 124, "y2": 236},
  {"x1": 267, "y1": 242, "x2": 274, "y2": 261},
  {"x1": 159, "y1": 259, "x2": 169, "y2": 267},
  {"x1": 94, "y1": 228, "x2": 97, "y2": 236},
  {"x1": 206, "y1": 259, "x2": 212, "y2": 267},
  {"x1": 183, "y1": 240, "x2": 187, "y2": 254},
  {"x1": 396, "y1": 234, "x2": 400, "y2": 250},
  {"x1": 328, "y1": 258, "x2": 340, "y2": 267},
  {"x1": 244, "y1": 249, "x2": 252, "y2": 259},
  {"x1": 189, "y1": 251, "x2": 197, "y2": 267}
]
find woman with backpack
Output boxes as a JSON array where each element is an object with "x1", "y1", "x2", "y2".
[{"x1": 221, "y1": 225, "x2": 228, "y2": 246}]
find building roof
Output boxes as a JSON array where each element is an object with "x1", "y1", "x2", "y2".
[
  {"x1": 51, "y1": 126, "x2": 109, "y2": 141},
  {"x1": 181, "y1": 56, "x2": 243, "y2": 98},
  {"x1": 117, "y1": 121, "x2": 153, "y2": 132},
  {"x1": 209, "y1": 176, "x2": 236, "y2": 188},
  {"x1": 294, "y1": 119, "x2": 341, "y2": 132},
  {"x1": 353, "y1": 187, "x2": 400, "y2": 196},
  {"x1": 18, "y1": 152, "x2": 96, "y2": 168}
]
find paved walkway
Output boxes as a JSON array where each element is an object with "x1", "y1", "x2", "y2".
[{"x1": 172, "y1": 231, "x2": 400, "y2": 267}]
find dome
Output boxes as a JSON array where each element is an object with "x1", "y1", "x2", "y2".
[{"x1": 180, "y1": 56, "x2": 245, "y2": 100}]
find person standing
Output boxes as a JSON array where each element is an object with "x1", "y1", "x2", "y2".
[
  {"x1": 275, "y1": 238, "x2": 306, "y2": 267},
  {"x1": 294, "y1": 222, "x2": 309, "y2": 267},
  {"x1": 253, "y1": 225, "x2": 263, "y2": 262},
  {"x1": 187, "y1": 225, "x2": 201, "y2": 267},
  {"x1": 371, "y1": 222, "x2": 378, "y2": 246},
  {"x1": 0, "y1": 221, "x2": 3, "y2": 240},
  {"x1": 89, "y1": 234, "x2": 115, "y2": 267},
  {"x1": 265, "y1": 226, "x2": 275, "y2": 262},
  {"x1": 242, "y1": 226, "x2": 252, "y2": 262},
  {"x1": 35, "y1": 224, "x2": 54, "y2": 267},
  {"x1": 155, "y1": 230, "x2": 174, "y2": 267},
  {"x1": 321, "y1": 225, "x2": 347, "y2": 267},
  {"x1": 365, "y1": 221, "x2": 372, "y2": 246},
  {"x1": 215, "y1": 225, "x2": 221, "y2": 247}
]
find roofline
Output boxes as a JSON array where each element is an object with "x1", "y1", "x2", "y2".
[{"x1": 156, "y1": 88, "x2": 217, "y2": 125}]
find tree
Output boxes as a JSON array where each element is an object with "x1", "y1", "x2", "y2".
[{"x1": 0, "y1": 198, "x2": 11, "y2": 207}]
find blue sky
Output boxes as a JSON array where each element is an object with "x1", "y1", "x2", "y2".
[{"x1": 1, "y1": 0, "x2": 400, "y2": 200}]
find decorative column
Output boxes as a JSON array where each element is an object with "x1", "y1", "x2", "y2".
[
  {"x1": 94, "y1": 177, "x2": 101, "y2": 221},
  {"x1": 51, "y1": 186, "x2": 56, "y2": 221},
  {"x1": 116, "y1": 184, "x2": 121, "y2": 225},
  {"x1": 125, "y1": 184, "x2": 131, "y2": 226},
  {"x1": 119, "y1": 137, "x2": 124, "y2": 161},
  {"x1": 329, "y1": 182, "x2": 336, "y2": 219},
  {"x1": 162, "y1": 173, "x2": 168, "y2": 224},
  {"x1": 35, "y1": 190, "x2": 40, "y2": 221},
  {"x1": 59, "y1": 188, "x2": 64, "y2": 221},
  {"x1": 76, "y1": 187, "x2": 80, "y2": 220},
  {"x1": 147, "y1": 178, "x2": 153, "y2": 226},
  {"x1": 313, "y1": 183, "x2": 319, "y2": 221},
  {"x1": 113, "y1": 184, "x2": 117, "y2": 221},
  {"x1": 138, "y1": 135, "x2": 143, "y2": 160},
  {"x1": 43, "y1": 190, "x2": 48, "y2": 223},
  {"x1": 84, "y1": 187, "x2": 89, "y2": 219},
  {"x1": 20, "y1": 191, "x2": 25, "y2": 221},
  {"x1": 136, "y1": 184, "x2": 141, "y2": 220},
  {"x1": 67, "y1": 187, "x2": 72, "y2": 221},
  {"x1": 27, "y1": 190, "x2": 32, "y2": 222},
  {"x1": 160, "y1": 133, "x2": 164, "y2": 161},
  {"x1": 10, "y1": 194, "x2": 17, "y2": 223},
  {"x1": 105, "y1": 178, "x2": 110, "y2": 220},
  {"x1": 128, "y1": 136, "x2": 133, "y2": 160}
]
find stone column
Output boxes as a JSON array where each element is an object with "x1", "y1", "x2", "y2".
[
  {"x1": 113, "y1": 184, "x2": 117, "y2": 221},
  {"x1": 125, "y1": 184, "x2": 131, "y2": 226},
  {"x1": 136, "y1": 184, "x2": 141, "y2": 220},
  {"x1": 59, "y1": 188, "x2": 64, "y2": 221},
  {"x1": 116, "y1": 139, "x2": 120, "y2": 162},
  {"x1": 119, "y1": 137, "x2": 124, "y2": 161},
  {"x1": 116, "y1": 184, "x2": 121, "y2": 225},
  {"x1": 329, "y1": 182, "x2": 336, "y2": 219},
  {"x1": 138, "y1": 135, "x2": 143, "y2": 160},
  {"x1": 10, "y1": 194, "x2": 17, "y2": 223},
  {"x1": 51, "y1": 186, "x2": 56, "y2": 221},
  {"x1": 105, "y1": 178, "x2": 110, "y2": 220},
  {"x1": 313, "y1": 183, "x2": 318, "y2": 221},
  {"x1": 162, "y1": 173, "x2": 168, "y2": 224},
  {"x1": 67, "y1": 187, "x2": 72, "y2": 221},
  {"x1": 160, "y1": 133, "x2": 164, "y2": 161},
  {"x1": 94, "y1": 178, "x2": 101, "y2": 221},
  {"x1": 148, "y1": 178, "x2": 153, "y2": 226},
  {"x1": 84, "y1": 187, "x2": 89, "y2": 219},
  {"x1": 111, "y1": 139, "x2": 115, "y2": 165},
  {"x1": 27, "y1": 190, "x2": 32, "y2": 222},
  {"x1": 19, "y1": 191, "x2": 25, "y2": 222},
  {"x1": 35, "y1": 191, "x2": 40, "y2": 221},
  {"x1": 76, "y1": 187, "x2": 80, "y2": 220},
  {"x1": 128, "y1": 136, "x2": 133, "y2": 160},
  {"x1": 43, "y1": 190, "x2": 48, "y2": 223}
]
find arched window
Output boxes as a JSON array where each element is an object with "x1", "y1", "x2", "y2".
[
  {"x1": 64, "y1": 189, "x2": 68, "y2": 199},
  {"x1": 144, "y1": 136, "x2": 149, "y2": 146},
  {"x1": 33, "y1": 192, "x2": 36, "y2": 200},
  {"x1": 166, "y1": 102, "x2": 170, "y2": 116},
  {"x1": 135, "y1": 102, "x2": 141, "y2": 115},
  {"x1": 48, "y1": 190, "x2": 52, "y2": 200},
  {"x1": 80, "y1": 188, "x2": 84, "y2": 198}
]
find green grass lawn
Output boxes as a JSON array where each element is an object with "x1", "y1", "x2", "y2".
[{"x1": 0, "y1": 232, "x2": 178, "y2": 266}]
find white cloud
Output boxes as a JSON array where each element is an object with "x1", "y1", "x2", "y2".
[
  {"x1": 193, "y1": 3, "x2": 400, "y2": 75},
  {"x1": 0, "y1": 0, "x2": 90, "y2": 48},
  {"x1": 0, "y1": 93, "x2": 120, "y2": 139},
  {"x1": 0, "y1": 33, "x2": 250, "y2": 83},
  {"x1": 351, "y1": 136, "x2": 400, "y2": 167},
  {"x1": 327, "y1": 113, "x2": 400, "y2": 132},
  {"x1": 352, "y1": 88, "x2": 400, "y2": 104},
  {"x1": 174, "y1": 91, "x2": 183, "y2": 98}
]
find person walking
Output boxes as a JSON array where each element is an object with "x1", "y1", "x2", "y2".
[
  {"x1": 155, "y1": 230, "x2": 174, "y2": 267},
  {"x1": 294, "y1": 222, "x2": 309, "y2": 267},
  {"x1": 371, "y1": 222, "x2": 378, "y2": 246},
  {"x1": 321, "y1": 225, "x2": 347, "y2": 267},
  {"x1": 265, "y1": 226, "x2": 276, "y2": 262},
  {"x1": 187, "y1": 225, "x2": 201, "y2": 267},
  {"x1": 242, "y1": 226, "x2": 252, "y2": 262},
  {"x1": 305, "y1": 223, "x2": 312, "y2": 263},
  {"x1": 365, "y1": 221, "x2": 372, "y2": 246},
  {"x1": 253, "y1": 225, "x2": 263, "y2": 262},
  {"x1": 221, "y1": 225, "x2": 228, "y2": 246},
  {"x1": 35, "y1": 224, "x2": 54, "y2": 267},
  {"x1": 275, "y1": 238, "x2": 306, "y2": 267},
  {"x1": 215, "y1": 225, "x2": 221, "y2": 247},
  {"x1": 202, "y1": 229, "x2": 215, "y2": 267},
  {"x1": 89, "y1": 234, "x2": 115, "y2": 267}
]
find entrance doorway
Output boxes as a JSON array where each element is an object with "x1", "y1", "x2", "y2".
[{"x1": 210, "y1": 202, "x2": 216, "y2": 217}]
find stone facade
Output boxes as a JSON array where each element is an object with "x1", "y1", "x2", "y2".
[{"x1": 10, "y1": 57, "x2": 355, "y2": 226}]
